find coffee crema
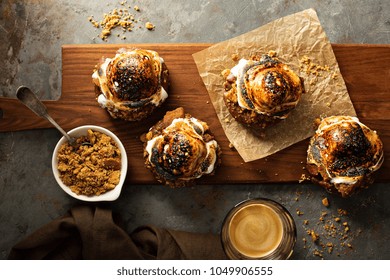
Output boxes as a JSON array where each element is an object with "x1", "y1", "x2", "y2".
[
  {"x1": 221, "y1": 198, "x2": 296, "y2": 260},
  {"x1": 229, "y1": 204, "x2": 284, "y2": 258}
]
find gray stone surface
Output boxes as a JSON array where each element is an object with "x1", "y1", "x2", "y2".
[{"x1": 0, "y1": 0, "x2": 389, "y2": 259}]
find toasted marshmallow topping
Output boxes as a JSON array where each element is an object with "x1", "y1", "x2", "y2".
[
  {"x1": 92, "y1": 49, "x2": 168, "y2": 116},
  {"x1": 308, "y1": 116, "x2": 384, "y2": 185},
  {"x1": 145, "y1": 117, "x2": 218, "y2": 181},
  {"x1": 228, "y1": 56, "x2": 303, "y2": 119}
]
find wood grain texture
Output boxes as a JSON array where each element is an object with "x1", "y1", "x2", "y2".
[{"x1": 0, "y1": 43, "x2": 389, "y2": 184}]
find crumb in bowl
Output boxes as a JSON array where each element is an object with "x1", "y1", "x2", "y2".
[{"x1": 56, "y1": 129, "x2": 121, "y2": 196}]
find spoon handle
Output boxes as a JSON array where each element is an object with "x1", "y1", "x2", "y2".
[
  {"x1": 44, "y1": 114, "x2": 73, "y2": 143},
  {"x1": 16, "y1": 86, "x2": 74, "y2": 144}
]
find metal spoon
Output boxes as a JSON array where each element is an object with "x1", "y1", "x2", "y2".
[{"x1": 16, "y1": 86, "x2": 77, "y2": 146}]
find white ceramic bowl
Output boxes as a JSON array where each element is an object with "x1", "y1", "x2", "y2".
[{"x1": 52, "y1": 125, "x2": 127, "y2": 202}]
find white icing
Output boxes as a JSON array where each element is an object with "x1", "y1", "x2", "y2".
[
  {"x1": 97, "y1": 93, "x2": 109, "y2": 108},
  {"x1": 231, "y1": 59, "x2": 251, "y2": 110},
  {"x1": 230, "y1": 58, "x2": 248, "y2": 79},
  {"x1": 151, "y1": 86, "x2": 168, "y2": 106},
  {"x1": 204, "y1": 140, "x2": 218, "y2": 174},
  {"x1": 170, "y1": 117, "x2": 205, "y2": 135},
  {"x1": 145, "y1": 135, "x2": 163, "y2": 162},
  {"x1": 92, "y1": 58, "x2": 110, "y2": 81},
  {"x1": 330, "y1": 176, "x2": 358, "y2": 185}
]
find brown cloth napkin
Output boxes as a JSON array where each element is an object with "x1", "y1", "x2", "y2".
[{"x1": 8, "y1": 206, "x2": 227, "y2": 260}]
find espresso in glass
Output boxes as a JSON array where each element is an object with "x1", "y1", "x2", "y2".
[{"x1": 221, "y1": 198, "x2": 296, "y2": 260}]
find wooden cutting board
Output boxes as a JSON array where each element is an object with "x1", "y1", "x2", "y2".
[{"x1": 0, "y1": 44, "x2": 389, "y2": 184}]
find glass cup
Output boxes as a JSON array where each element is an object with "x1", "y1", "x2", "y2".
[{"x1": 221, "y1": 198, "x2": 296, "y2": 260}]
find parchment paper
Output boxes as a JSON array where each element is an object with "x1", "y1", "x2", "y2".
[{"x1": 192, "y1": 8, "x2": 356, "y2": 162}]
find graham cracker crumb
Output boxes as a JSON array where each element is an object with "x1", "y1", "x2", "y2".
[
  {"x1": 310, "y1": 230, "x2": 319, "y2": 243},
  {"x1": 231, "y1": 53, "x2": 239, "y2": 62},
  {"x1": 322, "y1": 197, "x2": 329, "y2": 207},
  {"x1": 88, "y1": 1, "x2": 155, "y2": 40},
  {"x1": 299, "y1": 55, "x2": 331, "y2": 77},
  {"x1": 268, "y1": 50, "x2": 277, "y2": 57},
  {"x1": 145, "y1": 22, "x2": 155, "y2": 30},
  {"x1": 221, "y1": 69, "x2": 231, "y2": 78},
  {"x1": 313, "y1": 249, "x2": 323, "y2": 258},
  {"x1": 338, "y1": 208, "x2": 348, "y2": 216},
  {"x1": 298, "y1": 173, "x2": 310, "y2": 183}
]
